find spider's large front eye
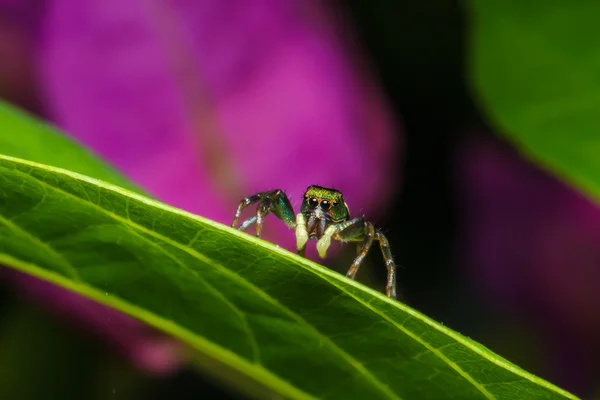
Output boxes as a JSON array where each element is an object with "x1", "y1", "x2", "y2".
[
  {"x1": 321, "y1": 200, "x2": 331, "y2": 210},
  {"x1": 309, "y1": 197, "x2": 319, "y2": 207}
]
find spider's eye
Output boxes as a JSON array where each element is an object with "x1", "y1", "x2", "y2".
[
  {"x1": 309, "y1": 197, "x2": 319, "y2": 207},
  {"x1": 332, "y1": 200, "x2": 339, "y2": 207},
  {"x1": 321, "y1": 200, "x2": 331, "y2": 210}
]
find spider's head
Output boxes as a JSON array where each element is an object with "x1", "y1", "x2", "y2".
[{"x1": 300, "y1": 185, "x2": 350, "y2": 223}]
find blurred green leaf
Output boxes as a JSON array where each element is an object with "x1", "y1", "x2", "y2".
[
  {"x1": 469, "y1": 1, "x2": 600, "y2": 202},
  {"x1": 0, "y1": 101, "x2": 143, "y2": 194},
  {"x1": 0, "y1": 99, "x2": 577, "y2": 400}
]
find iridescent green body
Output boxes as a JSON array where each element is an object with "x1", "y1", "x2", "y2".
[
  {"x1": 231, "y1": 185, "x2": 397, "y2": 298},
  {"x1": 300, "y1": 186, "x2": 349, "y2": 222}
]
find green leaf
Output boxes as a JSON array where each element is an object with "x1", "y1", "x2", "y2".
[
  {"x1": 468, "y1": 1, "x2": 600, "y2": 202},
  {"x1": 0, "y1": 151, "x2": 577, "y2": 399},
  {"x1": 0, "y1": 101, "x2": 143, "y2": 194},
  {"x1": 0, "y1": 100, "x2": 577, "y2": 398}
]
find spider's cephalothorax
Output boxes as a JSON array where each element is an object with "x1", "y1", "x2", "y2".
[
  {"x1": 299, "y1": 185, "x2": 349, "y2": 239},
  {"x1": 231, "y1": 185, "x2": 397, "y2": 298}
]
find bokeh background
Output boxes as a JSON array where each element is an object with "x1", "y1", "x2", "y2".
[{"x1": 0, "y1": 1, "x2": 598, "y2": 399}]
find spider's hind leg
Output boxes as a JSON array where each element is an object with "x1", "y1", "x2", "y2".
[
  {"x1": 325, "y1": 218, "x2": 397, "y2": 299},
  {"x1": 375, "y1": 231, "x2": 397, "y2": 299}
]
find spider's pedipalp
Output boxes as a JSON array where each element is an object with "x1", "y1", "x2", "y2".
[{"x1": 296, "y1": 213, "x2": 309, "y2": 257}]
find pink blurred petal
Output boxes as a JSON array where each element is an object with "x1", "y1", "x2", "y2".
[
  {"x1": 9, "y1": 270, "x2": 184, "y2": 375},
  {"x1": 0, "y1": 0, "x2": 41, "y2": 111},
  {"x1": 4, "y1": 0, "x2": 401, "y2": 374},
  {"x1": 459, "y1": 135, "x2": 600, "y2": 335},
  {"x1": 457, "y1": 134, "x2": 600, "y2": 390},
  {"x1": 36, "y1": 0, "x2": 399, "y2": 233}
]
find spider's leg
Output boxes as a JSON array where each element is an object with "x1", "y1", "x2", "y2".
[
  {"x1": 375, "y1": 231, "x2": 397, "y2": 299},
  {"x1": 320, "y1": 217, "x2": 398, "y2": 299},
  {"x1": 232, "y1": 189, "x2": 296, "y2": 237},
  {"x1": 268, "y1": 190, "x2": 296, "y2": 229},
  {"x1": 257, "y1": 189, "x2": 297, "y2": 237},
  {"x1": 325, "y1": 218, "x2": 374, "y2": 279},
  {"x1": 238, "y1": 215, "x2": 257, "y2": 231},
  {"x1": 255, "y1": 197, "x2": 272, "y2": 237},
  {"x1": 343, "y1": 222, "x2": 375, "y2": 280},
  {"x1": 232, "y1": 192, "x2": 268, "y2": 228},
  {"x1": 316, "y1": 217, "x2": 366, "y2": 259}
]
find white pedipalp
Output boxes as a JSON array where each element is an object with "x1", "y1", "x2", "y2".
[
  {"x1": 316, "y1": 225, "x2": 338, "y2": 258},
  {"x1": 295, "y1": 213, "x2": 308, "y2": 251}
]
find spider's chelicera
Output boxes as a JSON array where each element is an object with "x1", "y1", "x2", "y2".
[{"x1": 231, "y1": 185, "x2": 397, "y2": 298}]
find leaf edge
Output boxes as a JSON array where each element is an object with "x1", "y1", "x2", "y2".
[{"x1": 0, "y1": 153, "x2": 579, "y2": 400}]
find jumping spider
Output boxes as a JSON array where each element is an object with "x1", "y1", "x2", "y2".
[{"x1": 231, "y1": 185, "x2": 397, "y2": 298}]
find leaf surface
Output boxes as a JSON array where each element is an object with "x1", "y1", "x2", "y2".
[
  {"x1": 0, "y1": 100, "x2": 576, "y2": 399},
  {"x1": 0, "y1": 155, "x2": 575, "y2": 400}
]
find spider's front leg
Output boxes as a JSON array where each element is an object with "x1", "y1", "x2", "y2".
[
  {"x1": 316, "y1": 217, "x2": 397, "y2": 299},
  {"x1": 231, "y1": 189, "x2": 296, "y2": 238}
]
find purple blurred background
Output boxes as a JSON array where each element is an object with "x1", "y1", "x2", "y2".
[{"x1": 0, "y1": 0, "x2": 599, "y2": 399}]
